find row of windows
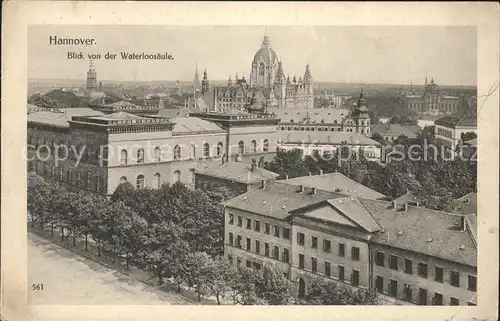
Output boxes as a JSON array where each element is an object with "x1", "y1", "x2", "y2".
[
  {"x1": 437, "y1": 127, "x2": 453, "y2": 139},
  {"x1": 122, "y1": 169, "x2": 196, "y2": 189},
  {"x1": 374, "y1": 276, "x2": 475, "y2": 306},
  {"x1": 229, "y1": 215, "x2": 291, "y2": 240},
  {"x1": 298, "y1": 254, "x2": 360, "y2": 286},
  {"x1": 228, "y1": 233, "x2": 290, "y2": 263},
  {"x1": 375, "y1": 251, "x2": 477, "y2": 291},
  {"x1": 296, "y1": 232, "x2": 360, "y2": 261}
]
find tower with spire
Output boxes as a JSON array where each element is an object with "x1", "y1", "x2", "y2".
[
  {"x1": 201, "y1": 69, "x2": 210, "y2": 95},
  {"x1": 193, "y1": 64, "x2": 202, "y2": 93},
  {"x1": 351, "y1": 87, "x2": 371, "y2": 135}
]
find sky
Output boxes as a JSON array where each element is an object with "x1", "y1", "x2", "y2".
[{"x1": 28, "y1": 25, "x2": 477, "y2": 86}]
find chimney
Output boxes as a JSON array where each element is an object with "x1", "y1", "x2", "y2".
[
  {"x1": 392, "y1": 200, "x2": 397, "y2": 210},
  {"x1": 222, "y1": 153, "x2": 225, "y2": 164},
  {"x1": 308, "y1": 172, "x2": 312, "y2": 176},
  {"x1": 404, "y1": 203, "x2": 408, "y2": 212},
  {"x1": 285, "y1": 173, "x2": 289, "y2": 180},
  {"x1": 312, "y1": 187, "x2": 317, "y2": 195},
  {"x1": 319, "y1": 169, "x2": 324, "y2": 176},
  {"x1": 299, "y1": 185, "x2": 304, "y2": 193},
  {"x1": 460, "y1": 216, "x2": 467, "y2": 232},
  {"x1": 251, "y1": 159, "x2": 257, "y2": 172},
  {"x1": 261, "y1": 180, "x2": 266, "y2": 189},
  {"x1": 251, "y1": 162, "x2": 255, "y2": 171}
]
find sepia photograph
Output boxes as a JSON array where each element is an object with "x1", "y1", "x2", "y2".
[
  {"x1": 27, "y1": 24, "x2": 479, "y2": 306},
  {"x1": 1, "y1": 2, "x2": 498, "y2": 321}
]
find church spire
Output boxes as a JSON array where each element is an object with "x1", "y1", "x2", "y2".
[
  {"x1": 304, "y1": 64, "x2": 313, "y2": 83},
  {"x1": 193, "y1": 64, "x2": 201, "y2": 91}
]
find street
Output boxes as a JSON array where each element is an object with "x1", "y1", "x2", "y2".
[{"x1": 28, "y1": 233, "x2": 194, "y2": 305}]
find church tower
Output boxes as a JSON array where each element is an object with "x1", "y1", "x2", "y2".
[
  {"x1": 201, "y1": 69, "x2": 210, "y2": 95},
  {"x1": 274, "y1": 61, "x2": 286, "y2": 108},
  {"x1": 193, "y1": 64, "x2": 202, "y2": 93},
  {"x1": 353, "y1": 88, "x2": 371, "y2": 135},
  {"x1": 86, "y1": 60, "x2": 98, "y2": 93},
  {"x1": 303, "y1": 64, "x2": 314, "y2": 109}
]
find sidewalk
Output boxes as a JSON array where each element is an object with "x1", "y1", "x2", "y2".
[{"x1": 29, "y1": 227, "x2": 228, "y2": 305}]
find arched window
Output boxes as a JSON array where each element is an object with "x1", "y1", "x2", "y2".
[
  {"x1": 174, "y1": 145, "x2": 181, "y2": 160},
  {"x1": 120, "y1": 176, "x2": 127, "y2": 183},
  {"x1": 203, "y1": 143, "x2": 210, "y2": 158},
  {"x1": 318, "y1": 128, "x2": 322, "y2": 131},
  {"x1": 173, "y1": 170, "x2": 181, "y2": 183},
  {"x1": 287, "y1": 127, "x2": 291, "y2": 131},
  {"x1": 281, "y1": 127, "x2": 285, "y2": 130},
  {"x1": 238, "y1": 141, "x2": 244, "y2": 155},
  {"x1": 189, "y1": 144, "x2": 196, "y2": 159},
  {"x1": 120, "y1": 149, "x2": 128, "y2": 165},
  {"x1": 216, "y1": 142, "x2": 223, "y2": 157},
  {"x1": 311, "y1": 127, "x2": 315, "y2": 131},
  {"x1": 250, "y1": 140, "x2": 257, "y2": 154},
  {"x1": 136, "y1": 174, "x2": 145, "y2": 189},
  {"x1": 136, "y1": 148, "x2": 144, "y2": 163},
  {"x1": 361, "y1": 129, "x2": 364, "y2": 134},
  {"x1": 153, "y1": 173, "x2": 161, "y2": 189},
  {"x1": 263, "y1": 139, "x2": 269, "y2": 152},
  {"x1": 154, "y1": 147, "x2": 161, "y2": 162}
]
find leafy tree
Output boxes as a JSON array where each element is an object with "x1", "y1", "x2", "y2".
[
  {"x1": 305, "y1": 278, "x2": 377, "y2": 305},
  {"x1": 264, "y1": 149, "x2": 309, "y2": 179},
  {"x1": 230, "y1": 267, "x2": 265, "y2": 305},
  {"x1": 370, "y1": 133, "x2": 386, "y2": 146},
  {"x1": 111, "y1": 181, "x2": 136, "y2": 205},
  {"x1": 205, "y1": 256, "x2": 237, "y2": 305},
  {"x1": 255, "y1": 265, "x2": 295, "y2": 305},
  {"x1": 182, "y1": 252, "x2": 217, "y2": 302}
]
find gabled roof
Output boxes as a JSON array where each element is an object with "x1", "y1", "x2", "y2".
[
  {"x1": 195, "y1": 161, "x2": 278, "y2": 184},
  {"x1": 284, "y1": 172, "x2": 386, "y2": 200},
  {"x1": 223, "y1": 181, "x2": 345, "y2": 220}
]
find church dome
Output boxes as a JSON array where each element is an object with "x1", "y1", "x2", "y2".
[
  {"x1": 253, "y1": 36, "x2": 278, "y2": 64},
  {"x1": 425, "y1": 78, "x2": 440, "y2": 94}
]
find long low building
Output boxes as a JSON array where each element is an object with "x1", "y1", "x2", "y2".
[
  {"x1": 27, "y1": 108, "x2": 279, "y2": 196},
  {"x1": 223, "y1": 181, "x2": 477, "y2": 306},
  {"x1": 277, "y1": 131, "x2": 382, "y2": 162}
]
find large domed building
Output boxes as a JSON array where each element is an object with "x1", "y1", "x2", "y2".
[
  {"x1": 404, "y1": 76, "x2": 460, "y2": 115},
  {"x1": 213, "y1": 35, "x2": 314, "y2": 112}
]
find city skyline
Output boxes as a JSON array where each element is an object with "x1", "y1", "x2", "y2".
[{"x1": 29, "y1": 25, "x2": 477, "y2": 86}]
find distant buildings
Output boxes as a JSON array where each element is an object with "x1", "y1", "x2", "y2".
[
  {"x1": 434, "y1": 114, "x2": 477, "y2": 158},
  {"x1": 403, "y1": 77, "x2": 460, "y2": 115},
  {"x1": 83, "y1": 60, "x2": 106, "y2": 105},
  {"x1": 274, "y1": 90, "x2": 372, "y2": 136},
  {"x1": 223, "y1": 181, "x2": 477, "y2": 305}
]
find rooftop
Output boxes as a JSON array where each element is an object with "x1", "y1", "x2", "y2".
[
  {"x1": 27, "y1": 108, "x2": 106, "y2": 128},
  {"x1": 284, "y1": 172, "x2": 386, "y2": 200},
  {"x1": 361, "y1": 198, "x2": 477, "y2": 267},
  {"x1": 454, "y1": 192, "x2": 477, "y2": 215},
  {"x1": 370, "y1": 124, "x2": 422, "y2": 137},
  {"x1": 224, "y1": 183, "x2": 477, "y2": 266},
  {"x1": 195, "y1": 160, "x2": 279, "y2": 184},
  {"x1": 172, "y1": 116, "x2": 225, "y2": 134},
  {"x1": 278, "y1": 131, "x2": 380, "y2": 146},
  {"x1": 268, "y1": 107, "x2": 349, "y2": 124},
  {"x1": 223, "y1": 181, "x2": 345, "y2": 220},
  {"x1": 435, "y1": 114, "x2": 477, "y2": 128}
]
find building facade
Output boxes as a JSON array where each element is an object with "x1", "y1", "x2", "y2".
[
  {"x1": 404, "y1": 77, "x2": 460, "y2": 115},
  {"x1": 273, "y1": 89, "x2": 372, "y2": 137},
  {"x1": 27, "y1": 108, "x2": 279, "y2": 196},
  {"x1": 211, "y1": 35, "x2": 314, "y2": 112},
  {"x1": 434, "y1": 114, "x2": 477, "y2": 159},
  {"x1": 223, "y1": 182, "x2": 477, "y2": 305}
]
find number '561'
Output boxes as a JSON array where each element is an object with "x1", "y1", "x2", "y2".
[{"x1": 32, "y1": 284, "x2": 44, "y2": 291}]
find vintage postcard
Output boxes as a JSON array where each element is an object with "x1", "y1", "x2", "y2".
[{"x1": 2, "y1": 2, "x2": 499, "y2": 321}]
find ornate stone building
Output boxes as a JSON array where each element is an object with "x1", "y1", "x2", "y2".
[
  {"x1": 212, "y1": 35, "x2": 314, "y2": 112},
  {"x1": 404, "y1": 77, "x2": 460, "y2": 115},
  {"x1": 83, "y1": 60, "x2": 106, "y2": 105}
]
